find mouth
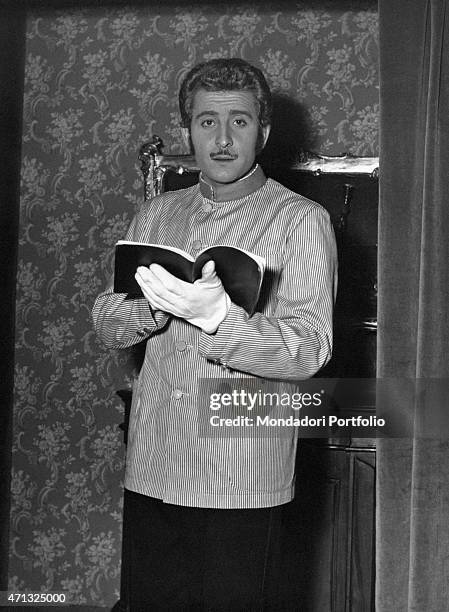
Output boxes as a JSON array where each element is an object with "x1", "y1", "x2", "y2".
[{"x1": 210, "y1": 152, "x2": 238, "y2": 161}]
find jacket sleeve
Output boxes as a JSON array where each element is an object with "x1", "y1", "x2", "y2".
[
  {"x1": 198, "y1": 206, "x2": 337, "y2": 380},
  {"x1": 92, "y1": 285, "x2": 170, "y2": 349},
  {"x1": 91, "y1": 211, "x2": 170, "y2": 349}
]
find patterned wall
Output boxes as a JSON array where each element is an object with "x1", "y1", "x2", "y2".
[{"x1": 10, "y1": 3, "x2": 378, "y2": 606}]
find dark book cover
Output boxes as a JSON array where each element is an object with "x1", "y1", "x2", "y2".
[{"x1": 113, "y1": 241, "x2": 266, "y2": 315}]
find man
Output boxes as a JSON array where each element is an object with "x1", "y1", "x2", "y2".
[{"x1": 93, "y1": 58, "x2": 337, "y2": 611}]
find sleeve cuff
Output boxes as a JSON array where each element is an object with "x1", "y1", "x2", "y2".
[
  {"x1": 134, "y1": 300, "x2": 170, "y2": 336},
  {"x1": 198, "y1": 302, "x2": 248, "y2": 363}
]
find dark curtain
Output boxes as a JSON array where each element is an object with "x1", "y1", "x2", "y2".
[
  {"x1": 0, "y1": 6, "x2": 26, "y2": 586},
  {"x1": 377, "y1": 1, "x2": 449, "y2": 610}
]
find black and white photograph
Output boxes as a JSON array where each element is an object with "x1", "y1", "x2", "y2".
[{"x1": 1, "y1": 0, "x2": 447, "y2": 610}]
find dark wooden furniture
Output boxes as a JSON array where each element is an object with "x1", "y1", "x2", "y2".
[
  {"x1": 115, "y1": 141, "x2": 378, "y2": 612},
  {"x1": 284, "y1": 165, "x2": 377, "y2": 612}
]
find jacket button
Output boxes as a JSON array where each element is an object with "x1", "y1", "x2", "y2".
[
  {"x1": 192, "y1": 240, "x2": 202, "y2": 250},
  {"x1": 172, "y1": 389, "x2": 183, "y2": 400},
  {"x1": 175, "y1": 340, "x2": 187, "y2": 351}
]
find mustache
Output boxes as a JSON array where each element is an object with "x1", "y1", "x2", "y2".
[{"x1": 210, "y1": 149, "x2": 238, "y2": 160}]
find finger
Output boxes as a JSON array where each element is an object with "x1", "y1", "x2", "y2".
[
  {"x1": 200, "y1": 260, "x2": 215, "y2": 278},
  {"x1": 137, "y1": 279, "x2": 179, "y2": 314},
  {"x1": 135, "y1": 268, "x2": 156, "y2": 291},
  {"x1": 196, "y1": 260, "x2": 218, "y2": 285},
  {"x1": 135, "y1": 271, "x2": 168, "y2": 304},
  {"x1": 149, "y1": 263, "x2": 191, "y2": 294},
  {"x1": 196, "y1": 260, "x2": 223, "y2": 289},
  {"x1": 136, "y1": 272, "x2": 189, "y2": 316},
  {"x1": 136, "y1": 265, "x2": 152, "y2": 281},
  {"x1": 136, "y1": 266, "x2": 179, "y2": 301},
  {"x1": 135, "y1": 272, "x2": 161, "y2": 306}
]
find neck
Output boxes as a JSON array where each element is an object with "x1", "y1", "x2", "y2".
[{"x1": 199, "y1": 164, "x2": 266, "y2": 202}]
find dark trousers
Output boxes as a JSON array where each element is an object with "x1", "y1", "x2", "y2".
[{"x1": 120, "y1": 489, "x2": 296, "y2": 611}]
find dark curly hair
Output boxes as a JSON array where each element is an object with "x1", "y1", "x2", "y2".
[{"x1": 179, "y1": 58, "x2": 272, "y2": 129}]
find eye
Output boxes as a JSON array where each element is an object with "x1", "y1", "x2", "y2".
[
  {"x1": 200, "y1": 118, "x2": 215, "y2": 128},
  {"x1": 234, "y1": 118, "x2": 247, "y2": 127}
]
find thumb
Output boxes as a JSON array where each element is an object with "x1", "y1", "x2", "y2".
[{"x1": 200, "y1": 259, "x2": 216, "y2": 279}]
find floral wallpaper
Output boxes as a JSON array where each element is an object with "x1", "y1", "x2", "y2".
[{"x1": 10, "y1": 3, "x2": 378, "y2": 606}]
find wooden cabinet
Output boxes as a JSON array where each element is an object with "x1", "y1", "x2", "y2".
[
  {"x1": 286, "y1": 440, "x2": 375, "y2": 611},
  {"x1": 273, "y1": 167, "x2": 377, "y2": 611}
]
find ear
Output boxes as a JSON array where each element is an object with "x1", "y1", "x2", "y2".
[
  {"x1": 261, "y1": 124, "x2": 271, "y2": 149},
  {"x1": 181, "y1": 127, "x2": 191, "y2": 151}
]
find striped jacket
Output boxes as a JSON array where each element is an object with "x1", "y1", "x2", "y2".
[{"x1": 92, "y1": 166, "x2": 337, "y2": 508}]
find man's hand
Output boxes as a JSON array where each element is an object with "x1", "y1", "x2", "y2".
[{"x1": 135, "y1": 260, "x2": 231, "y2": 334}]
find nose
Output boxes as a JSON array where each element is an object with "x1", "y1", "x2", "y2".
[{"x1": 215, "y1": 122, "x2": 233, "y2": 148}]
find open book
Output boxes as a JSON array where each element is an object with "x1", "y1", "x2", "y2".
[{"x1": 113, "y1": 240, "x2": 266, "y2": 315}]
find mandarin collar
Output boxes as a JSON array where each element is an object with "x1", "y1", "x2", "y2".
[{"x1": 199, "y1": 164, "x2": 266, "y2": 203}]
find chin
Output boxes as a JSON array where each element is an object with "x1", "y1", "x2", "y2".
[{"x1": 207, "y1": 165, "x2": 251, "y2": 185}]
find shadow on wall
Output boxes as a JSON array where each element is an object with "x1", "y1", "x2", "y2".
[{"x1": 258, "y1": 93, "x2": 318, "y2": 172}]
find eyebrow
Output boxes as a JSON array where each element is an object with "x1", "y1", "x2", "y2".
[{"x1": 193, "y1": 109, "x2": 255, "y2": 120}]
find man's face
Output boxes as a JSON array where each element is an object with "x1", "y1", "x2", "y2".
[{"x1": 184, "y1": 89, "x2": 270, "y2": 186}]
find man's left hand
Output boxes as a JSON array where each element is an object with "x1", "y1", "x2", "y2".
[{"x1": 135, "y1": 260, "x2": 230, "y2": 334}]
